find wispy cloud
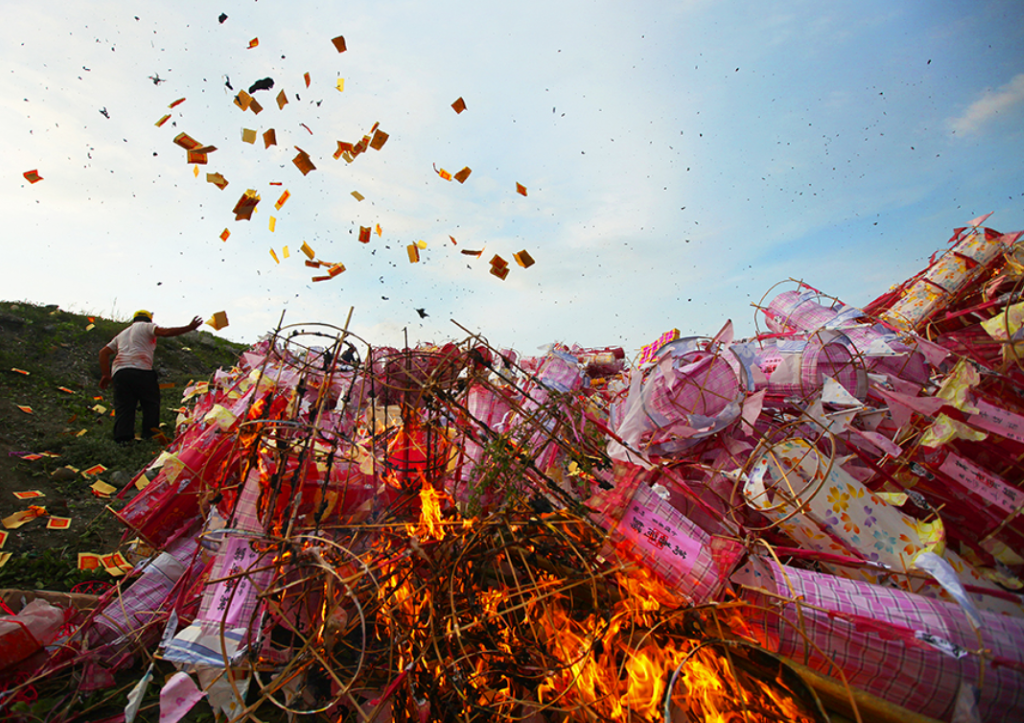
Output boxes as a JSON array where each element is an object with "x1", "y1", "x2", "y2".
[{"x1": 950, "y1": 73, "x2": 1024, "y2": 134}]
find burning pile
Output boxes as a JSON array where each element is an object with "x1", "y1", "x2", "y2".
[{"x1": 3, "y1": 216, "x2": 1024, "y2": 722}]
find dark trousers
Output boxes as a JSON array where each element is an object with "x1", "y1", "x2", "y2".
[{"x1": 112, "y1": 368, "x2": 160, "y2": 442}]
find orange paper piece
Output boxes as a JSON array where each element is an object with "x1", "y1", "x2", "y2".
[
  {"x1": 234, "y1": 90, "x2": 253, "y2": 110},
  {"x1": 232, "y1": 190, "x2": 260, "y2": 221},
  {"x1": 274, "y1": 189, "x2": 290, "y2": 210},
  {"x1": 451, "y1": 97, "x2": 466, "y2": 114},
  {"x1": 370, "y1": 129, "x2": 389, "y2": 150},
  {"x1": 304, "y1": 72, "x2": 311, "y2": 87},
  {"x1": 312, "y1": 275, "x2": 330, "y2": 282},
  {"x1": 206, "y1": 172, "x2": 228, "y2": 190},
  {"x1": 449, "y1": 236, "x2": 457, "y2": 244},
  {"x1": 102, "y1": 552, "x2": 132, "y2": 576},
  {"x1": 11, "y1": 368, "x2": 28, "y2": 375},
  {"x1": 461, "y1": 249, "x2": 483, "y2": 257},
  {"x1": 46, "y1": 517, "x2": 71, "y2": 530},
  {"x1": 155, "y1": 114, "x2": 171, "y2": 127},
  {"x1": 351, "y1": 191, "x2": 364, "y2": 201},
  {"x1": 454, "y1": 167, "x2": 472, "y2": 184},
  {"x1": 328, "y1": 263, "x2": 346, "y2": 277},
  {"x1": 305, "y1": 260, "x2": 320, "y2": 268},
  {"x1": 333, "y1": 141, "x2": 353, "y2": 160},
  {"x1": 82, "y1": 464, "x2": 107, "y2": 477},
  {"x1": 437, "y1": 168, "x2": 452, "y2": 181},
  {"x1": 331, "y1": 35, "x2": 347, "y2": 53},
  {"x1": 206, "y1": 311, "x2": 229, "y2": 330},
  {"x1": 192, "y1": 165, "x2": 200, "y2": 177},
  {"x1": 248, "y1": 37, "x2": 259, "y2": 49},
  {"x1": 300, "y1": 241, "x2": 315, "y2": 259},
  {"x1": 376, "y1": 224, "x2": 383, "y2": 237},
  {"x1": 516, "y1": 182, "x2": 527, "y2": 196},
  {"x1": 91, "y1": 480, "x2": 115, "y2": 497},
  {"x1": 20, "y1": 454, "x2": 42, "y2": 462},
  {"x1": 490, "y1": 254, "x2": 508, "y2": 270},
  {"x1": 220, "y1": 229, "x2": 231, "y2": 242},
  {"x1": 0, "y1": 531, "x2": 7, "y2": 549},
  {"x1": 2, "y1": 506, "x2": 46, "y2": 530},
  {"x1": 58, "y1": 386, "x2": 74, "y2": 394},
  {"x1": 17, "y1": 405, "x2": 32, "y2": 414},
  {"x1": 13, "y1": 491, "x2": 44, "y2": 500},
  {"x1": 490, "y1": 265, "x2": 510, "y2": 280},
  {"x1": 359, "y1": 226, "x2": 371, "y2": 243},
  {"x1": 270, "y1": 248, "x2": 280, "y2": 264},
  {"x1": 269, "y1": 181, "x2": 283, "y2": 186},
  {"x1": 263, "y1": 128, "x2": 277, "y2": 148},
  {"x1": 168, "y1": 97, "x2": 186, "y2": 109},
  {"x1": 187, "y1": 150, "x2": 208, "y2": 165},
  {"x1": 77, "y1": 553, "x2": 103, "y2": 571},
  {"x1": 173, "y1": 133, "x2": 201, "y2": 150},
  {"x1": 23, "y1": 169, "x2": 42, "y2": 184},
  {"x1": 249, "y1": 98, "x2": 264, "y2": 115},
  {"x1": 241, "y1": 128, "x2": 257, "y2": 144},
  {"x1": 276, "y1": 90, "x2": 288, "y2": 110},
  {"x1": 293, "y1": 147, "x2": 316, "y2": 175},
  {"x1": 514, "y1": 250, "x2": 535, "y2": 268},
  {"x1": 269, "y1": 216, "x2": 277, "y2": 232},
  {"x1": 407, "y1": 244, "x2": 420, "y2": 263}
]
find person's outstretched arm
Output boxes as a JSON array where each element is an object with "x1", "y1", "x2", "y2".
[{"x1": 155, "y1": 316, "x2": 203, "y2": 338}]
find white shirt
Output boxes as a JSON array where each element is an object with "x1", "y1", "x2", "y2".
[{"x1": 106, "y1": 322, "x2": 158, "y2": 374}]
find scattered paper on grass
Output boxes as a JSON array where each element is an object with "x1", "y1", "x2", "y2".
[
  {"x1": 351, "y1": 191, "x2": 364, "y2": 201},
  {"x1": 11, "y1": 368, "x2": 28, "y2": 375},
  {"x1": 82, "y1": 464, "x2": 107, "y2": 477},
  {"x1": 454, "y1": 167, "x2": 471, "y2": 184},
  {"x1": 263, "y1": 129, "x2": 277, "y2": 148},
  {"x1": 91, "y1": 480, "x2": 117, "y2": 497},
  {"x1": 76, "y1": 429, "x2": 88, "y2": 437},
  {"x1": 241, "y1": 128, "x2": 257, "y2": 144},
  {"x1": 207, "y1": 311, "x2": 229, "y2": 330},
  {"x1": 274, "y1": 189, "x2": 290, "y2": 210},
  {"x1": 0, "y1": 553, "x2": 11, "y2": 568},
  {"x1": 47, "y1": 516, "x2": 71, "y2": 530},
  {"x1": 16, "y1": 405, "x2": 32, "y2": 414},
  {"x1": 2, "y1": 506, "x2": 47, "y2": 530},
  {"x1": 516, "y1": 182, "x2": 527, "y2": 196},
  {"x1": 21, "y1": 454, "x2": 42, "y2": 462},
  {"x1": 451, "y1": 97, "x2": 466, "y2": 114},
  {"x1": 332, "y1": 35, "x2": 347, "y2": 53},
  {"x1": 276, "y1": 90, "x2": 288, "y2": 109},
  {"x1": 301, "y1": 241, "x2": 315, "y2": 259},
  {"x1": 13, "y1": 491, "x2": 44, "y2": 500},
  {"x1": 0, "y1": 531, "x2": 7, "y2": 549},
  {"x1": 220, "y1": 229, "x2": 231, "y2": 242},
  {"x1": 77, "y1": 553, "x2": 103, "y2": 571},
  {"x1": 102, "y1": 552, "x2": 132, "y2": 576},
  {"x1": 85, "y1": 323, "x2": 95, "y2": 331},
  {"x1": 158, "y1": 382, "x2": 175, "y2": 390},
  {"x1": 92, "y1": 404, "x2": 107, "y2": 414},
  {"x1": 23, "y1": 170, "x2": 42, "y2": 184},
  {"x1": 514, "y1": 250, "x2": 535, "y2": 268}
]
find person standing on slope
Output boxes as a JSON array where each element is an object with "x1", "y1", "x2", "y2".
[{"x1": 98, "y1": 310, "x2": 202, "y2": 444}]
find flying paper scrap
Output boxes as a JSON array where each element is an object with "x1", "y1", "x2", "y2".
[
  {"x1": 269, "y1": 216, "x2": 276, "y2": 232},
  {"x1": 23, "y1": 170, "x2": 42, "y2": 184},
  {"x1": 293, "y1": 147, "x2": 316, "y2": 175},
  {"x1": 249, "y1": 98, "x2": 263, "y2": 115},
  {"x1": 514, "y1": 250, "x2": 535, "y2": 268},
  {"x1": 351, "y1": 191, "x2": 364, "y2": 201},
  {"x1": 168, "y1": 98, "x2": 186, "y2": 109},
  {"x1": 408, "y1": 245, "x2": 420, "y2": 263},
  {"x1": 13, "y1": 491, "x2": 44, "y2": 500},
  {"x1": 206, "y1": 311, "x2": 229, "y2": 331},
  {"x1": 276, "y1": 90, "x2": 288, "y2": 109},
  {"x1": 155, "y1": 114, "x2": 171, "y2": 127},
  {"x1": 304, "y1": 72, "x2": 311, "y2": 87},
  {"x1": 301, "y1": 241, "x2": 315, "y2": 259},
  {"x1": 454, "y1": 167, "x2": 471, "y2": 184},
  {"x1": 232, "y1": 190, "x2": 260, "y2": 221},
  {"x1": 270, "y1": 248, "x2": 280, "y2": 264},
  {"x1": 241, "y1": 129, "x2": 257, "y2": 144},
  {"x1": 370, "y1": 129, "x2": 389, "y2": 150},
  {"x1": 248, "y1": 38, "x2": 259, "y2": 49},
  {"x1": 452, "y1": 97, "x2": 466, "y2": 114},
  {"x1": 516, "y1": 183, "x2": 527, "y2": 196},
  {"x1": 359, "y1": 226, "x2": 371, "y2": 243},
  {"x1": 234, "y1": 90, "x2": 253, "y2": 111},
  {"x1": 47, "y1": 517, "x2": 71, "y2": 530},
  {"x1": 263, "y1": 129, "x2": 277, "y2": 148},
  {"x1": 336, "y1": 78, "x2": 345, "y2": 92},
  {"x1": 220, "y1": 229, "x2": 230, "y2": 242},
  {"x1": 206, "y1": 172, "x2": 228, "y2": 190},
  {"x1": 274, "y1": 190, "x2": 290, "y2": 210},
  {"x1": 332, "y1": 35, "x2": 347, "y2": 53},
  {"x1": 173, "y1": 133, "x2": 201, "y2": 150}
]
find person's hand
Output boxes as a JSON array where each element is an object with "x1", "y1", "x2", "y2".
[
  {"x1": 99, "y1": 374, "x2": 111, "y2": 390},
  {"x1": 188, "y1": 316, "x2": 203, "y2": 331}
]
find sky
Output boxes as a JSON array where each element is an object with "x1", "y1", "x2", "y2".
[{"x1": 3, "y1": 0, "x2": 1024, "y2": 357}]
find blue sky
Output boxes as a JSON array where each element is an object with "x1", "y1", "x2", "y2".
[{"x1": 3, "y1": 0, "x2": 1023, "y2": 355}]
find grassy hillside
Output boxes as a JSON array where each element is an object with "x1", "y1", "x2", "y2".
[{"x1": 0, "y1": 301, "x2": 247, "y2": 591}]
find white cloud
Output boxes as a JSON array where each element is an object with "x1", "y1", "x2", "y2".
[{"x1": 950, "y1": 73, "x2": 1024, "y2": 134}]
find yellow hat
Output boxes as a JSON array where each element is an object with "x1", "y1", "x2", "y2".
[{"x1": 133, "y1": 309, "x2": 153, "y2": 321}]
